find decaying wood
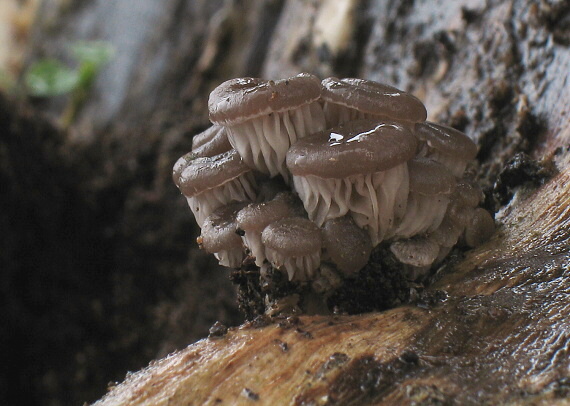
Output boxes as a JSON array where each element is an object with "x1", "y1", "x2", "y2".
[{"x1": 94, "y1": 152, "x2": 570, "y2": 404}]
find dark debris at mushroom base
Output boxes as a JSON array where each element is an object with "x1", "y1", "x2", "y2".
[{"x1": 231, "y1": 243, "x2": 415, "y2": 319}]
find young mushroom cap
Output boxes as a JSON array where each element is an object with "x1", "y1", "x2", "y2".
[
  {"x1": 175, "y1": 149, "x2": 252, "y2": 197},
  {"x1": 172, "y1": 127, "x2": 233, "y2": 185},
  {"x1": 454, "y1": 179, "x2": 484, "y2": 208},
  {"x1": 199, "y1": 202, "x2": 247, "y2": 268},
  {"x1": 414, "y1": 122, "x2": 477, "y2": 177},
  {"x1": 390, "y1": 237, "x2": 440, "y2": 268},
  {"x1": 322, "y1": 216, "x2": 372, "y2": 274},
  {"x1": 286, "y1": 119, "x2": 417, "y2": 178},
  {"x1": 393, "y1": 158, "x2": 456, "y2": 238},
  {"x1": 262, "y1": 217, "x2": 322, "y2": 281},
  {"x1": 174, "y1": 149, "x2": 257, "y2": 226},
  {"x1": 208, "y1": 73, "x2": 322, "y2": 125},
  {"x1": 464, "y1": 207, "x2": 495, "y2": 247},
  {"x1": 262, "y1": 217, "x2": 322, "y2": 257},
  {"x1": 321, "y1": 77, "x2": 427, "y2": 123},
  {"x1": 237, "y1": 192, "x2": 303, "y2": 233},
  {"x1": 414, "y1": 121, "x2": 477, "y2": 161},
  {"x1": 407, "y1": 158, "x2": 457, "y2": 195},
  {"x1": 200, "y1": 202, "x2": 247, "y2": 254},
  {"x1": 236, "y1": 192, "x2": 304, "y2": 266},
  {"x1": 191, "y1": 125, "x2": 232, "y2": 158}
]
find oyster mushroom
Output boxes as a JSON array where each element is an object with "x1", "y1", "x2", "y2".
[
  {"x1": 208, "y1": 73, "x2": 326, "y2": 180},
  {"x1": 286, "y1": 119, "x2": 417, "y2": 245},
  {"x1": 322, "y1": 215, "x2": 372, "y2": 275},
  {"x1": 190, "y1": 125, "x2": 232, "y2": 158},
  {"x1": 445, "y1": 179, "x2": 485, "y2": 231},
  {"x1": 321, "y1": 77, "x2": 427, "y2": 127},
  {"x1": 199, "y1": 202, "x2": 247, "y2": 268},
  {"x1": 464, "y1": 207, "x2": 496, "y2": 247},
  {"x1": 390, "y1": 236, "x2": 441, "y2": 279},
  {"x1": 236, "y1": 192, "x2": 304, "y2": 266},
  {"x1": 173, "y1": 149, "x2": 257, "y2": 227},
  {"x1": 414, "y1": 121, "x2": 478, "y2": 177},
  {"x1": 393, "y1": 158, "x2": 456, "y2": 239},
  {"x1": 261, "y1": 217, "x2": 322, "y2": 281}
]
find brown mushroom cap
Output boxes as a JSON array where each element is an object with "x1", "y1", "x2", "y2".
[
  {"x1": 455, "y1": 179, "x2": 484, "y2": 208},
  {"x1": 322, "y1": 216, "x2": 372, "y2": 274},
  {"x1": 175, "y1": 149, "x2": 252, "y2": 197},
  {"x1": 262, "y1": 217, "x2": 322, "y2": 257},
  {"x1": 286, "y1": 119, "x2": 417, "y2": 178},
  {"x1": 236, "y1": 192, "x2": 302, "y2": 233},
  {"x1": 390, "y1": 237, "x2": 440, "y2": 268},
  {"x1": 200, "y1": 202, "x2": 247, "y2": 254},
  {"x1": 407, "y1": 158, "x2": 457, "y2": 195},
  {"x1": 208, "y1": 73, "x2": 322, "y2": 125},
  {"x1": 414, "y1": 122, "x2": 477, "y2": 160},
  {"x1": 321, "y1": 77, "x2": 427, "y2": 123},
  {"x1": 464, "y1": 208, "x2": 495, "y2": 247},
  {"x1": 173, "y1": 127, "x2": 233, "y2": 185},
  {"x1": 191, "y1": 125, "x2": 232, "y2": 157}
]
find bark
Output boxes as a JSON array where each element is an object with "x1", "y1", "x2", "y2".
[{"x1": 3, "y1": 0, "x2": 569, "y2": 404}]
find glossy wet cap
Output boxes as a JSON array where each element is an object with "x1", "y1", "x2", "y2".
[
  {"x1": 414, "y1": 122, "x2": 477, "y2": 160},
  {"x1": 174, "y1": 149, "x2": 251, "y2": 197},
  {"x1": 200, "y1": 202, "x2": 247, "y2": 253},
  {"x1": 407, "y1": 158, "x2": 457, "y2": 195},
  {"x1": 262, "y1": 217, "x2": 322, "y2": 257},
  {"x1": 191, "y1": 125, "x2": 232, "y2": 157},
  {"x1": 236, "y1": 192, "x2": 302, "y2": 233},
  {"x1": 322, "y1": 216, "x2": 372, "y2": 274},
  {"x1": 321, "y1": 77, "x2": 427, "y2": 123},
  {"x1": 208, "y1": 73, "x2": 322, "y2": 125},
  {"x1": 286, "y1": 119, "x2": 417, "y2": 178}
]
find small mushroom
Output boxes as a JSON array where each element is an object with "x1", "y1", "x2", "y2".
[
  {"x1": 464, "y1": 207, "x2": 495, "y2": 247},
  {"x1": 321, "y1": 77, "x2": 427, "y2": 127},
  {"x1": 191, "y1": 125, "x2": 232, "y2": 158},
  {"x1": 390, "y1": 237, "x2": 440, "y2": 280},
  {"x1": 322, "y1": 215, "x2": 372, "y2": 275},
  {"x1": 173, "y1": 149, "x2": 257, "y2": 227},
  {"x1": 172, "y1": 127, "x2": 233, "y2": 188},
  {"x1": 393, "y1": 158, "x2": 456, "y2": 239},
  {"x1": 199, "y1": 203, "x2": 248, "y2": 268},
  {"x1": 444, "y1": 178, "x2": 485, "y2": 231},
  {"x1": 236, "y1": 192, "x2": 303, "y2": 266},
  {"x1": 261, "y1": 217, "x2": 322, "y2": 281},
  {"x1": 428, "y1": 217, "x2": 463, "y2": 249},
  {"x1": 208, "y1": 73, "x2": 326, "y2": 180},
  {"x1": 286, "y1": 119, "x2": 417, "y2": 245},
  {"x1": 414, "y1": 122, "x2": 478, "y2": 177}
]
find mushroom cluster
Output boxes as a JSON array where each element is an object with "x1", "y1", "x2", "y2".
[{"x1": 173, "y1": 73, "x2": 494, "y2": 288}]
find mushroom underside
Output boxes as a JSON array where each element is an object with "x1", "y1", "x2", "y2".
[
  {"x1": 292, "y1": 164, "x2": 409, "y2": 246},
  {"x1": 186, "y1": 172, "x2": 257, "y2": 226},
  {"x1": 226, "y1": 102, "x2": 325, "y2": 180}
]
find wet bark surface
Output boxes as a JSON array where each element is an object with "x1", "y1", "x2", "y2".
[{"x1": 2, "y1": 0, "x2": 569, "y2": 404}]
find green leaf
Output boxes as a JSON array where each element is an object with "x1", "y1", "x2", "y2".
[
  {"x1": 25, "y1": 59, "x2": 80, "y2": 97},
  {"x1": 69, "y1": 41, "x2": 115, "y2": 68}
]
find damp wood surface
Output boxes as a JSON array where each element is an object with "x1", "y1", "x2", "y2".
[
  {"x1": 3, "y1": 0, "x2": 570, "y2": 405},
  {"x1": 94, "y1": 156, "x2": 570, "y2": 405}
]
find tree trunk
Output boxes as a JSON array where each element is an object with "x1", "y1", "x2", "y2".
[{"x1": 3, "y1": 0, "x2": 569, "y2": 404}]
